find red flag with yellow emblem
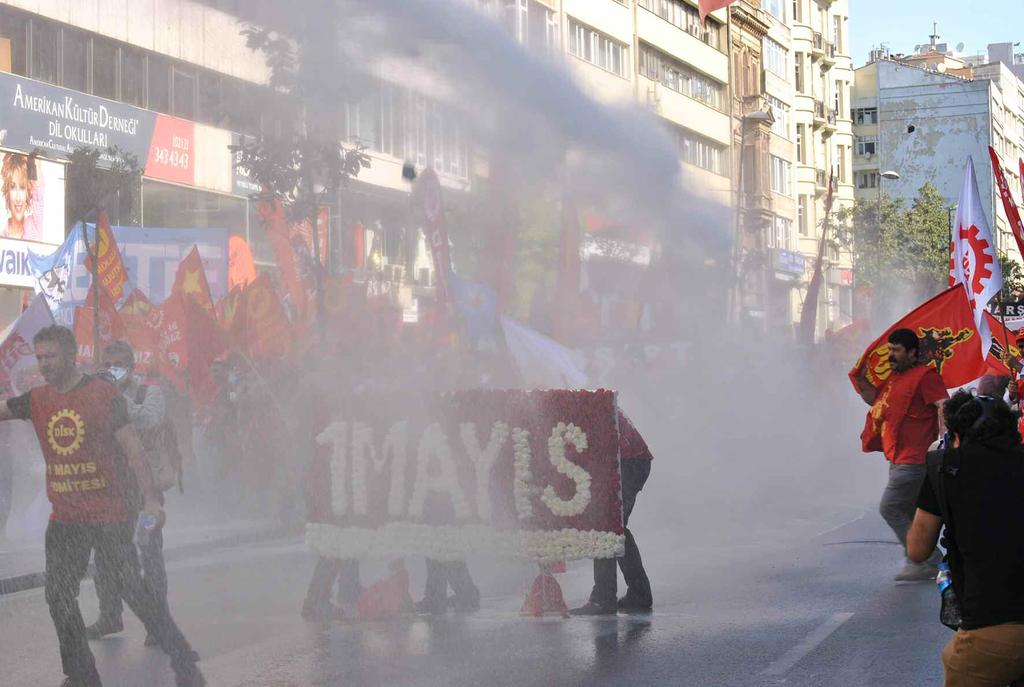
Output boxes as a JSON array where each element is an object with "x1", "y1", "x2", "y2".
[
  {"x1": 849, "y1": 285, "x2": 988, "y2": 394},
  {"x1": 170, "y1": 247, "x2": 226, "y2": 406},
  {"x1": 984, "y1": 310, "x2": 1022, "y2": 376},
  {"x1": 83, "y1": 210, "x2": 129, "y2": 302}
]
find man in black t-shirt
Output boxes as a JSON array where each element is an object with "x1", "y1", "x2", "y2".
[{"x1": 908, "y1": 390, "x2": 1024, "y2": 686}]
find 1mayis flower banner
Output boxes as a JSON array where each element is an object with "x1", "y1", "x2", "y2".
[{"x1": 305, "y1": 389, "x2": 626, "y2": 563}]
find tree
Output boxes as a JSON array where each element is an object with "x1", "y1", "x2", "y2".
[
  {"x1": 835, "y1": 182, "x2": 952, "y2": 309},
  {"x1": 998, "y1": 250, "x2": 1024, "y2": 299},
  {"x1": 231, "y1": 6, "x2": 370, "y2": 337}
]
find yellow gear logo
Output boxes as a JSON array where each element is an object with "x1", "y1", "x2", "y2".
[{"x1": 47, "y1": 409, "x2": 85, "y2": 457}]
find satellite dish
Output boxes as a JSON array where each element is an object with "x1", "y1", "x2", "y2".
[
  {"x1": 956, "y1": 42, "x2": 965, "y2": 53},
  {"x1": 937, "y1": 63, "x2": 947, "y2": 73}
]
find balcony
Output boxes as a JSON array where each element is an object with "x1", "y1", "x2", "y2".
[
  {"x1": 822, "y1": 41, "x2": 837, "y2": 65},
  {"x1": 815, "y1": 169, "x2": 828, "y2": 194},
  {"x1": 823, "y1": 107, "x2": 838, "y2": 135},
  {"x1": 811, "y1": 32, "x2": 825, "y2": 58},
  {"x1": 813, "y1": 99, "x2": 827, "y2": 127}
]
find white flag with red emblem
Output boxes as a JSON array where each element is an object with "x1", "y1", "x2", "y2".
[{"x1": 949, "y1": 156, "x2": 1002, "y2": 356}]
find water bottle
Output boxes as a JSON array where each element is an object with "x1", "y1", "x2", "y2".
[
  {"x1": 134, "y1": 511, "x2": 157, "y2": 547},
  {"x1": 937, "y1": 561, "x2": 962, "y2": 630}
]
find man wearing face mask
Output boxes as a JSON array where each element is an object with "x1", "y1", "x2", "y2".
[
  {"x1": 855, "y1": 328, "x2": 948, "y2": 581},
  {"x1": 85, "y1": 341, "x2": 172, "y2": 646}
]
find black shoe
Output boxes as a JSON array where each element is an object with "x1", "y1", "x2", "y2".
[
  {"x1": 568, "y1": 601, "x2": 617, "y2": 616},
  {"x1": 172, "y1": 657, "x2": 206, "y2": 687},
  {"x1": 617, "y1": 595, "x2": 653, "y2": 613},
  {"x1": 60, "y1": 677, "x2": 101, "y2": 687},
  {"x1": 415, "y1": 598, "x2": 447, "y2": 615},
  {"x1": 85, "y1": 615, "x2": 123, "y2": 640}
]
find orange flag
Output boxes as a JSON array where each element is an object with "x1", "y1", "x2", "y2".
[
  {"x1": 240, "y1": 273, "x2": 292, "y2": 360},
  {"x1": 172, "y1": 246, "x2": 216, "y2": 317},
  {"x1": 849, "y1": 285, "x2": 988, "y2": 394},
  {"x1": 83, "y1": 210, "x2": 129, "y2": 302}
]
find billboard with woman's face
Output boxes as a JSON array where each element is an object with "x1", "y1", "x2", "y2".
[{"x1": 0, "y1": 152, "x2": 65, "y2": 245}]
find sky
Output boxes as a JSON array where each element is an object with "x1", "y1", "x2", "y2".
[{"x1": 849, "y1": 0, "x2": 1024, "y2": 68}]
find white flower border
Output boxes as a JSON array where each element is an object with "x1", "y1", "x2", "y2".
[{"x1": 306, "y1": 522, "x2": 625, "y2": 563}]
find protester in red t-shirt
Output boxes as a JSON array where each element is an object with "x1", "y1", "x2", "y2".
[
  {"x1": 569, "y1": 408, "x2": 653, "y2": 615},
  {"x1": 855, "y1": 327, "x2": 948, "y2": 582},
  {"x1": 0, "y1": 325, "x2": 203, "y2": 687}
]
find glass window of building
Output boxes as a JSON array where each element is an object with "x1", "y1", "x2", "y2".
[
  {"x1": 172, "y1": 67, "x2": 196, "y2": 119},
  {"x1": 767, "y1": 95, "x2": 790, "y2": 138},
  {"x1": 791, "y1": 0, "x2": 802, "y2": 23},
  {"x1": 854, "y1": 107, "x2": 878, "y2": 125},
  {"x1": 637, "y1": 0, "x2": 723, "y2": 52},
  {"x1": 770, "y1": 216, "x2": 791, "y2": 249},
  {"x1": 798, "y1": 195, "x2": 809, "y2": 235},
  {"x1": 92, "y1": 39, "x2": 119, "y2": 100},
  {"x1": 121, "y1": 47, "x2": 146, "y2": 107},
  {"x1": 0, "y1": 8, "x2": 28, "y2": 75},
  {"x1": 198, "y1": 72, "x2": 225, "y2": 126},
  {"x1": 856, "y1": 135, "x2": 877, "y2": 156},
  {"x1": 762, "y1": 0, "x2": 784, "y2": 21},
  {"x1": 568, "y1": 19, "x2": 628, "y2": 78},
  {"x1": 763, "y1": 37, "x2": 787, "y2": 78},
  {"x1": 639, "y1": 44, "x2": 724, "y2": 111},
  {"x1": 31, "y1": 19, "x2": 59, "y2": 84},
  {"x1": 61, "y1": 28, "x2": 88, "y2": 92},
  {"x1": 148, "y1": 56, "x2": 170, "y2": 113},
  {"x1": 770, "y1": 155, "x2": 791, "y2": 195},
  {"x1": 143, "y1": 180, "x2": 247, "y2": 233},
  {"x1": 672, "y1": 126, "x2": 726, "y2": 175}
]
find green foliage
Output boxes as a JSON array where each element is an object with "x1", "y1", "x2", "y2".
[
  {"x1": 998, "y1": 250, "x2": 1024, "y2": 298},
  {"x1": 65, "y1": 146, "x2": 142, "y2": 229},
  {"x1": 835, "y1": 182, "x2": 952, "y2": 299}
]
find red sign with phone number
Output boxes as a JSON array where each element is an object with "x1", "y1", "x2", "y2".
[{"x1": 145, "y1": 114, "x2": 195, "y2": 185}]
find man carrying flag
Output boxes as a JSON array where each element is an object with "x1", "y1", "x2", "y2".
[{"x1": 854, "y1": 328, "x2": 948, "y2": 581}]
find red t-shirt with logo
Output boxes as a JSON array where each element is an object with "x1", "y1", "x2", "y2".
[
  {"x1": 890, "y1": 368, "x2": 948, "y2": 465},
  {"x1": 8, "y1": 375, "x2": 131, "y2": 524}
]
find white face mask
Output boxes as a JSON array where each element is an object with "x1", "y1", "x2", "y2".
[{"x1": 107, "y1": 366, "x2": 129, "y2": 382}]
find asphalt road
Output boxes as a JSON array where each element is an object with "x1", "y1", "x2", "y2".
[{"x1": 0, "y1": 502, "x2": 952, "y2": 687}]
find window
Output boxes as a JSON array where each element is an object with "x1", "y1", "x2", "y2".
[
  {"x1": 770, "y1": 216, "x2": 791, "y2": 249},
  {"x1": 672, "y1": 126, "x2": 726, "y2": 175},
  {"x1": 568, "y1": 19, "x2": 628, "y2": 77},
  {"x1": 637, "y1": 0, "x2": 723, "y2": 52},
  {"x1": 791, "y1": 0, "x2": 802, "y2": 23},
  {"x1": 838, "y1": 147, "x2": 847, "y2": 183},
  {"x1": 766, "y1": 95, "x2": 790, "y2": 138},
  {"x1": 346, "y1": 87, "x2": 382, "y2": 149},
  {"x1": 763, "y1": 37, "x2": 787, "y2": 78},
  {"x1": 639, "y1": 44, "x2": 725, "y2": 111},
  {"x1": 0, "y1": 9, "x2": 28, "y2": 75},
  {"x1": 198, "y1": 73, "x2": 224, "y2": 126},
  {"x1": 172, "y1": 67, "x2": 195, "y2": 119},
  {"x1": 527, "y1": 0, "x2": 558, "y2": 54},
  {"x1": 856, "y1": 135, "x2": 877, "y2": 156},
  {"x1": 796, "y1": 125, "x2": 805, "y2": 163},
  {"x1": 834, "y1": 80, "x2": 844, "y2": 119},
  {"x1": 854, "y1": 107, "x2": 878, "y2": 125},
  {"x1": 856, "y1": 171, "x2": 879, "y2": 189},
  {"x1": 148, "y1": 56, "x2": 170, "y2": 113},
  {"x1": 770, "y1": 155, "x2": 791, "y2": 195},
  {"x1": 31, "y1": 20, "x2": 59, "y2": 84},
  {"x1": 92, "y1": 39, "x2": 119, "y2": 100},
  {"x1": 121, "y1": 48, "x2": 146, "y2": 107},
  {"x1": 60, "y1": 28, "x2": 88, "y2": 92},
  {"x1": 794, "y1": 53, "x2": 805, "y2": 93},
  {"x1": 833, "y1": 15, "x2": 843, "y2": 54},
  {"x1": 762, "y1": 0, "x2": 784, "y2": 21},
  {"x1": 798, "y1": 195, "x2": 809, "y2": 235}
]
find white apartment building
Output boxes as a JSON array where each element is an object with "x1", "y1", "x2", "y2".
[{"x1": 853, "y1": 40, "x2": 1024, "y2": 263}]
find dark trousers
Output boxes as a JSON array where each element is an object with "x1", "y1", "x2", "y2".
[
  {"x1": 422, "y1": 559, "x2": 479, "y2": 609},
  {"x1": 304, "y1": 557, "x2": 361, "y2": 609},
  {"x1": 95, "y1": 525, "x2": 167, "y2": 622},
  {"x1": 590, "y1": 459, "x2": 652, "y2": 608},
  {"x1": 45, "y1": 520, "x2": 195, "y2": 684}
]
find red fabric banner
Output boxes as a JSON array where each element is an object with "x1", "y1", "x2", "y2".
[
  {"x1": 306, "y1": 389, "x2": 626, "y2": 563},
  {"x1": 83, "y1": 210, "x2": 128, "y2": 302},
  {"x1": 849, "y1": 285, "x2": 987, "y2": 393},
  {"x1": 984, "y1": 310, "x2": 1022, "y2": 376},
  {"x1": 989, "y1": 147, "x2": 1024, "y2": 260},
  {"x1": 72, "y1": 288, "x2": 126, "y2": 363},
  {"x1": 256, "y1": 195, "x2": 308, "y2": 321},
  {"x1": 172, "y1": 245, "x2": 216, "y2": 317},
  {"x1": 699, "y1": 0, "x2": 737, "y2": 24}
]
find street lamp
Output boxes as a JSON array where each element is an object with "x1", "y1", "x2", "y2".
[{"x1": 881, "y1": 170, "x2": 900, "y2": 180}]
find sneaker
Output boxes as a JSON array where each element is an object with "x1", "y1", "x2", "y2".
[
  {"x1": 60, "y1": 677, "x2": 102, "y2": 687},
  {"x1": 894, "y1": 562, "x2": 938, "y2": 582},
  {"x1": 568, "y1": 601, "x2": 617, "y2": 616},
  {"x1": 617, "y1": 595, "x2": 653, "y2": 613},
  {"x1": 85, "y1": 615, "x2": 123, "y2": 640}
]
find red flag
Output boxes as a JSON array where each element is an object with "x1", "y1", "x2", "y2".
[
  {"x1": 172, "y1": 245, "x2": 216, "y2": 317},
  {"x1": 799, "y1": 171, "x2": 835, "y2": 344},
  {"x1": 984, "y1": 310, "x2": 1022, "y2": 376},
  {"x1": 118, "y1": 289, "x2": 161, "y2": 374},
  {"x1": 989, "y1": 147, "x2": 1024, "y2": 260},
  {"x1": 256, "y1": 195, "x2": 308, "y2": 320},
  {"x1": 83, "y1": 210, "x2": 129, "y2": 302},
  {"x1": 699, "y1": 0, "x2": 736, "y2": 25},
  {"x1": 72, "y1": 288, "x2": 126, "y2": 363},
  {"x1": 849, "y1": 285, "x2": 987, "y2": 394},
  {"x1": 228, "y1": 236, "x2": 257, "y2": 292}
]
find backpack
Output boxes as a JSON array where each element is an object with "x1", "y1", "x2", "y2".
[{"x1": 136, "y1": 384, "x2": 183, "y2": 492}]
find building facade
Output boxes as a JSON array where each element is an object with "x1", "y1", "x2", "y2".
[{"x1": 852, "y1": 40, "x2": 1024, "y2": 264}]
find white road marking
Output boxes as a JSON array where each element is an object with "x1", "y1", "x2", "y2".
[
  {"x1": 814, "y1": 510, "x2": 869, "y2": 539},
  {"x1": 761, "y1": 612, "x2": 854, "y2": 676}
]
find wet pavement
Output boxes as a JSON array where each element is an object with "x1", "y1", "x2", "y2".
[{"x1": 0, "y1": 504, "x2": 950, "y2": 687}]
